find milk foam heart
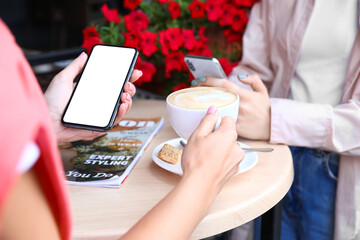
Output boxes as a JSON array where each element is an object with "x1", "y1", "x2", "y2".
[
  {"x1": 166, "y1": 87, "x2": 239, "y2": 140},
  {"x1": 167, "y1": 87, "x2": 237, "y2": 110}
]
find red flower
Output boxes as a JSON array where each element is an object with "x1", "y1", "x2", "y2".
[
  {"x1": 165, "y1": 51, "x2": 186, "y2": 77},
  {"x1": 141, "y1": 31, "x2": 158, "y2": 56},
  {"x1": 100, "y1": 4, "x2": 121, "y2": 24},
  {"x1": 188, "y1": 0, "x2": 206, "y2": 19},
  {"x1": 219, "y1": 57, "x2": 237, "y2": 75},
  {"x1": 199, "y1": 26, "x2": 209, "y2": 42},
  {"x1": 168, "y1": 1, "x2": 181, "y2": 19},
  {"x1": 125, "y1": 10, "x2": 150, "y2": 32},
  {"x1": 224, "y1": 29, "x2": 243, "y2": 43},
  {"x1": 82, "y1": 26, "x2": 103, "y2": 53},
  {"x1": 158, "y1": 0, "x2": 169, "y2": 3},
  {"x1": 182, "y1": 30, "x2": 197, "y2": 50},
  {"x1": 135, "y1": 60, "x2": 156, "y2": 85},
  {"x1": 219, "y1": 4, "x2": 234, "y2": 26},
  {"x1": 124, "y1": 0, "x2": 142, "y2": 11},
  {"x1": 159, "y1": 28, "x2": 184, "y2": 54},
  {"x1": 123, "y1": 31, "x2": 142, "y2": 49},
  {"x1": 82, "y1": 26, "x2": 99, "y2": 38},
  {"x1": 235, "y1": 0, "x2": 257, "y2": 7},
  {"x1": 81, "y1": 37, "x2": 104, "y2": 54},
  {"x1": 205, "y1": 0, "x2": 223, "y2": 22},
  {"x1": 167, "y1": 28, "x2": 184, "y2": 51},
  {"x1": 173, "y1": 82, "x2": 189, "y2": 92},
  {"x1": 229, "y1": 8, "x2": 248, "y2": 31},
  {"x1": 159, "y1": 31, "x2": 170, "y2": 55},
  {"x1": 188, "y1": 41, "x2": 212, "y2": 57}
]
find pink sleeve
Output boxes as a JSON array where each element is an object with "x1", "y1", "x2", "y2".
[
  {"x1": 0, "y1": 19, "x2": 72, "y2": 240},
  {"x1": 228, "y1": 1, "x2": 275, "y2": 89},
  {"x1": 270, "y1": 98, "x2": 360, "y2": 156}
]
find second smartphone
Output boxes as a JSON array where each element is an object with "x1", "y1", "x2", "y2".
[
  {"x1": 184, "y1": 55, "x2": 227, "y2": 79},
  {"x1": 62, "y1": 45, "x2": 139, "y2": 132}
]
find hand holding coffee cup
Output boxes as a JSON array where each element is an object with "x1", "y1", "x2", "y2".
[{"x1": 166, "y1": 87, "x2": 239, "y2": 140}]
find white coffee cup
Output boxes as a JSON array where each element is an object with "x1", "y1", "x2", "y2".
[{"x1": 166, "y1": 87, "x2": 239, "y2": 140}]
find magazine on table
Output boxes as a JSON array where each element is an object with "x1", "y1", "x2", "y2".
[{"x1": 59, "y1": 117, "x2": 164, "y2": 188}]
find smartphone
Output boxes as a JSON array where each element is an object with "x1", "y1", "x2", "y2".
[
  {"x1": 184, "y1": 55, "x2": 227, "y2": 79},
  {"x1": 62, "y1": 45, "x2": 139, "y2": 132}
]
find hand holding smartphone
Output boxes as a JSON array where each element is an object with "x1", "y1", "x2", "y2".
[
  {"x1": 184, "y1": 55, "x2": 227, "y2": 79},
  {"x1": 62, "y1": 45, "x2": 139, "y2": 132}
]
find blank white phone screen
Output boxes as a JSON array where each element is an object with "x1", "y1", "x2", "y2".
[{"x1": 63, "y1": 45, "x2": 136, "y2": 128}]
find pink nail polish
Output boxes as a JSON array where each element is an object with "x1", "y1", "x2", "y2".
[
  {"x1": 126, "y1": 92, "x2": 131, "y2": 101},
  {"x1": 207, "y1": 106, "x2": 216, "y2": 114}
]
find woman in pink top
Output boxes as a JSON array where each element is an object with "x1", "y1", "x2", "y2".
[
  {"x1": 0, "y1": 20, "x2": 244, "y2": 239},
  {"x1": 191, "y1": 1, "x2": 360, "y2": 240}
]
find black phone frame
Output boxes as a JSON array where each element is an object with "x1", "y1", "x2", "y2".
[{"x1": 61, "y1": 44, "x2": 139, "y2": 132}]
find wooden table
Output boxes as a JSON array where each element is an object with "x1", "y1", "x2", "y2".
[{"x1": 69, "y1": 99, "x2": 294, "y2": 240}]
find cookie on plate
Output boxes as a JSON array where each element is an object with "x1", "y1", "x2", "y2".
[{"x1": 157, "y1": 143, "x2": 182, "y2": 164}]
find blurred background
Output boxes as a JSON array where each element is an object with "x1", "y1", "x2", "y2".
[
  {"x1": 0, "y1": 0, "x2": 248, "y2": 99},
  {"x1": 0, "y1": 0, "x2": 133, "y2": 93},
  {"x1": 0, "y1": 0, "x2": 125, "y2": 51}
]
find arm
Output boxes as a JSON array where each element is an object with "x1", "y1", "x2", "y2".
[
  {"x1": 270, "y1": 98, "x2": 360, "y2": 156},
  {"x1": 121, "y1": 108, "x2": 244, "y2": 240},
  {"x1": 120, "y1": 172, "x2": 218, "y2": 240},
  {"x1": 1, "y1": 169, "x2": 61, "y2": 240},
  {"x1": 196, "y1": 73, "x2": 360, "y2": 156}
]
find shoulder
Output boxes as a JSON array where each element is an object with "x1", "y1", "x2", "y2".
[
  {"x1": 255, "y1": 0, "x2": 308, "y2": 16},
  {"x1": 0, "y1": 20, "x2": 15, "y2": 43}
]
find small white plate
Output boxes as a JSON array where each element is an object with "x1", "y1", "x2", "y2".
[{"x1": 152, "y1": 138, "x2": 258, "y2": 175}]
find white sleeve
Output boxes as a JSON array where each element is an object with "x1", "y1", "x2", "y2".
[{"x1": 16, "y1": 142, "x2": 40, "y2": 173}]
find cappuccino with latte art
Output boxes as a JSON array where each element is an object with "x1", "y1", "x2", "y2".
[
  {"x1": 166, "y1": 87, "x2": 239, "y2": 139},
  {"x1": 167, "y1": 87, "x2": 237, "y2": 110}
]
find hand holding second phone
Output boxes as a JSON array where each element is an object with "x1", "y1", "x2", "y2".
[
  {"x1": 193, "y1": 74, "x2": 271, "y2": 140},
  {"x1": 181, "y1": 106, "x2": 244, "y2": 192}
]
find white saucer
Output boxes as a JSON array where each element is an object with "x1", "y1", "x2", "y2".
[{"x1": 152, "y1": 138, "x2": 258, "y2": 175}]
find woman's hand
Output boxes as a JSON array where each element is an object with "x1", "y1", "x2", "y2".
[
  {"x1": 181, "y1": 106, "x2": 244, "y2": 192},
  {"x1": 192, "y1": 74, "x2": 271, "y2": 140},
  {"x1": 44, "y1": 52, "x2": 142, "y2": 143}
]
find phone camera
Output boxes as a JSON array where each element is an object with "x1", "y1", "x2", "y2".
[{"x1": 186, "y1": 60, "x2": 196, "y2": 71}]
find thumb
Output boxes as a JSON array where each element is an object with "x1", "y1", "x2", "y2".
[
  {"x1": 56, "y1": 52, "x2": 88, "y2": 82},
  {"x1": 192, "y1": 106, "x2": 219, "y2": 137}
]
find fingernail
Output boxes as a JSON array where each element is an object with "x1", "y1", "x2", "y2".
[
  {"x1": 207, "y1": 106, "x2": 216, "y2": 114},
  {"x1": 191, "y1": 80, "x2": 198, "y2": 86},
  {"x1": 80, "y1": 52, "x2": 86, "y2": 57},
  {"x1": 238, "y1": 74, "x2": 247, "y2": 79},
  {"x1": 129, "y1": 82, "x2": 135, "y2": 91},
  {"x1": 126, "y1": 92, "x2": 131, "y2": 101},
  {"x1": 139, "y1": 70, "x2": 143, "y2": 77},
  {"x1": 199, "y1": 77, "x2": 206, "y2": 82}
]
